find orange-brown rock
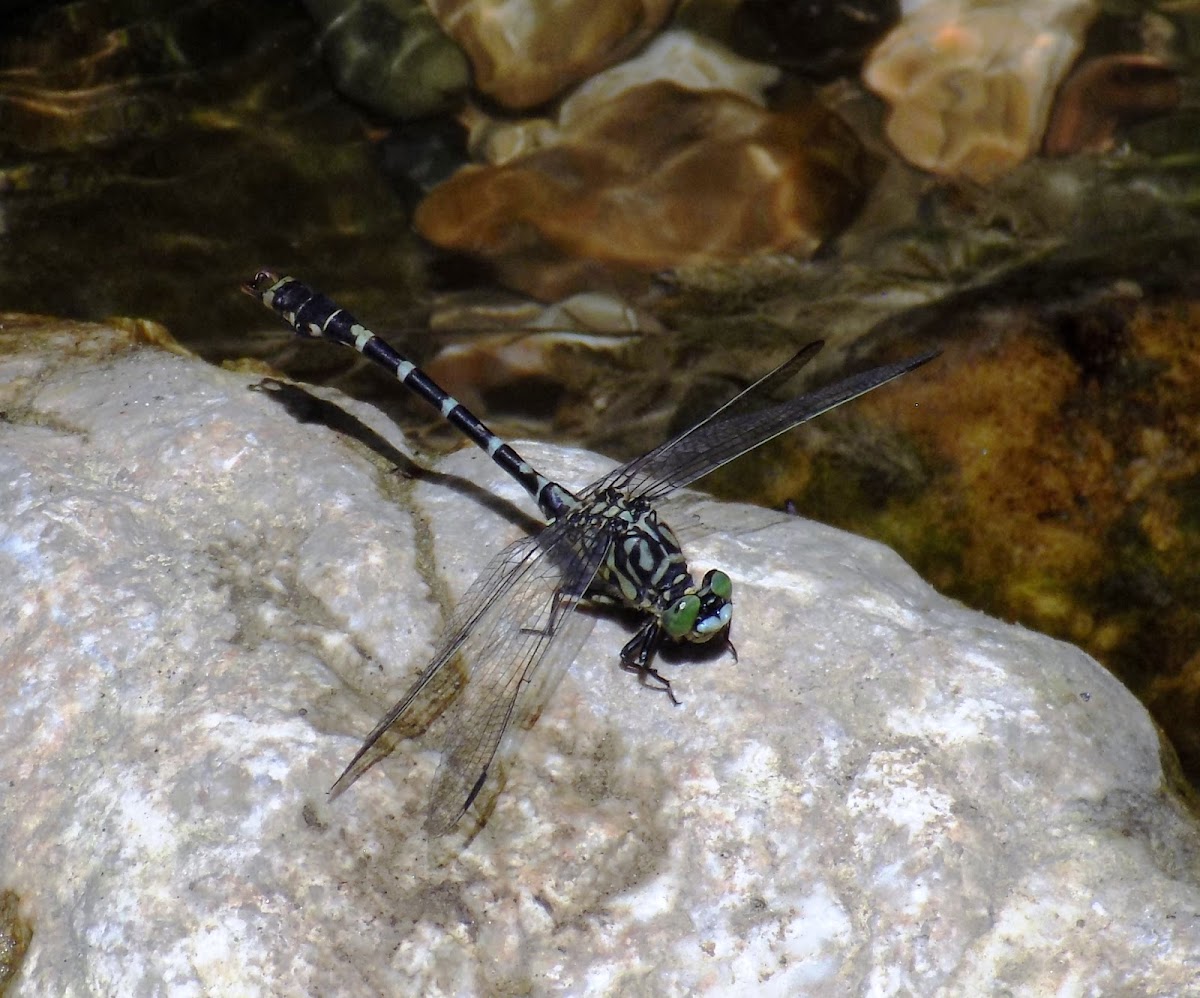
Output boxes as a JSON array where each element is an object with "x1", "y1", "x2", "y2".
[
  {"x1": 426, "y1": 0, "x2": 675, "y2": 109},
  {"x1": 415, "y1": 81, "x2": 874, "y2": 300},
  {"x1": 1043, "y1": 55, "x2": 1181, "y2": 157}
]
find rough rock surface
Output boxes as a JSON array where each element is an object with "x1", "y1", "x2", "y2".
[{"x1": 2, "y1": 316, "x2": 1199, "y2": 995}]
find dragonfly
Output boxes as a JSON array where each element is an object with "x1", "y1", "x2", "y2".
[{"x1": 244, "y1": 270, "x2": 938, "y2": 834}]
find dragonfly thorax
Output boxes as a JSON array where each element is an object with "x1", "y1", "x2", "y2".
[{"x1": 586, "y1": 488, "x2": 733, "y2": 645}]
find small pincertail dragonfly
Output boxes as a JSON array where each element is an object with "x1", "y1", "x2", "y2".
[{"x1": 244, "y1": 271, "x2": 938, "y2": 834}]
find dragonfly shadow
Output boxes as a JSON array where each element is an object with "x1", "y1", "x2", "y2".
[{"x1": 250, "y1": 378, "x2": 543, "y2": 535}]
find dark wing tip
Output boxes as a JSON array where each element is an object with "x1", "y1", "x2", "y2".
[{"x1": 902, "y1": 347, "x2": 942, "y2": 372}]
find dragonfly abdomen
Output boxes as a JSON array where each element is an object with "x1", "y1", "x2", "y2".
[{"x1": 246, "y1": 271, "x2": 574, "y2": 522}]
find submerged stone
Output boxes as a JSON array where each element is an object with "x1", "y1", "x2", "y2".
[
  {"x1": 1043, "y1": 54, "x2": 1182, "y2": 157},
  {"x1": 426, "y1": 0, "x2": 675, "y2": 109},
  {"x1": 863, "y1": 0, "x2": 1100, "y2": 182},
  {"x1": 303, "y1": 0, "x2": 471, "y2": 120},
  {"x1": 416, "y1": 80, "x2": 874, "y2": 300}
]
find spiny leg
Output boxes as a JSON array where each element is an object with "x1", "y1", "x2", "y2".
[
  {"x1": 519, "y1": 587, "x2": 583, "y2": 640},
  {"x1": 620, "y1": 623, "x2": 681, "y2": 705}
]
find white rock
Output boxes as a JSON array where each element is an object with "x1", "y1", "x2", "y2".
[{"x1": 2, "y1": 317, "x2": 1198, "y2": 995}]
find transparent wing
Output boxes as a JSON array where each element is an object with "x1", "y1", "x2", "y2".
[
  {"x1": 423, "y1": 580, "x2": 601, "y2": 835},
  {"x1": 587, "y1": 347, "x2": 939, "y2": 503},
  {"x1": 646, "y1": 341, "x2": 824, "y2": 452},
  {"x1": 327, "y1": 533, "x2": 542, "y2": 801},
  {"x1": 330, "y1": 508, "x2": 613, "y2": 835}
]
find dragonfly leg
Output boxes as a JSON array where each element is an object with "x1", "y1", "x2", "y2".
[
  {"x1": 520, "y1": 589, "x2": 582, "y2": 639},
  {"x1": 620, "y1": 623, "x2": 681, "y2": 706}
]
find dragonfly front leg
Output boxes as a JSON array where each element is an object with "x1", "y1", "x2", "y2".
[
  {"x1": 520, "y1": 588, "x2": 582, "y2": 640},
  {"x1": 620, "y1": 622, "x2": 680, "y2": 705}
]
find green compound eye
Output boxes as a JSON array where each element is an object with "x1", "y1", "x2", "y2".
[
  {"x1": 704, "y1": 569, "x2": 732, "y2": 601},
  {"x1": 663, "y1": 593, "x2": 702, "y2": 639}
]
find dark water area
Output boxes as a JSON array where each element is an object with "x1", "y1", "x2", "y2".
[
  {"x1": 0, "y1": 0, "x2": 434, "y2": 388},
  {"x1": 2, "y1": 1, "x2": 1199, "y2": 438},
  {"x1": 0, "y1": 2, "x2": 1197, "y2": 402}
]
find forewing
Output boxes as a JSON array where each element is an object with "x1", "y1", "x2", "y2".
[
  {"x1": 328, "y1": 506, "x2": 615, "y2": 836},
  {"x1": 588, "y1": 348, "x2": 939, "y2": 502}
]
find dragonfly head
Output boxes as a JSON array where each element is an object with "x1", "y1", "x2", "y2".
[{"x1": 662, "y1": 569, "x2": 733, "y2": 644}]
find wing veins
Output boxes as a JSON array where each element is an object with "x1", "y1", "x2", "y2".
[
  {"x1": 329, "y1": 504, "x2": 616, "y2": 835},
  {"x1": 423, "y1": 515, "x2": 615, "y2": 833},
  {"x1": 588, "y1": 347, "x2": 939, "y2": 502}
]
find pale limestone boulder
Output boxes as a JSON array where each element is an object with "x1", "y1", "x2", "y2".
[{"x1": 1, "y1": 317, "x2": 1198, "y2": 995}]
